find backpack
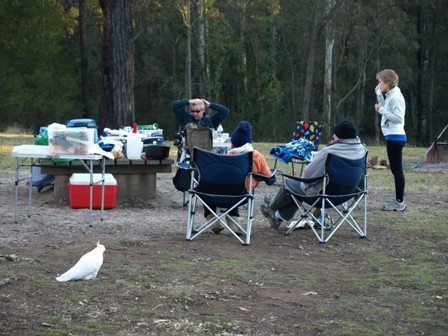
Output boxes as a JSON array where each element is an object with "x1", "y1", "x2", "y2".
[{"x1": 173, "y1": 168, "x2": 198, "y2": 192}]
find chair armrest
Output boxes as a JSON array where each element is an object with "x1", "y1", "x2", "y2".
[
  {"x1": 253, "y1": 168, "x2": 283, "y2": 185},
  {"x1": 176, "y1": 162, "x2": 191, "y2": 169},
  {"x1": 279, "y1": 172, "x2": 324, "y2": 185}
]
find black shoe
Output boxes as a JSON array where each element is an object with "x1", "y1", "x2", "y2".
[{"x1": 260, "y1": 203, "x2": 282, "y2": 229}]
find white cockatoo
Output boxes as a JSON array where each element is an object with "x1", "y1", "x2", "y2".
[{"x1": 56, "y1": 241, "x2": 105, "y2": 282}]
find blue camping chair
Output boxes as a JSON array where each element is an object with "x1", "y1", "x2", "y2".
[
  {"x1": 183, "y1": 147, "x2": 255, "y2": 245},
  {"x1": 281, "y1": 152, "x2": 368, "y2": 243}
]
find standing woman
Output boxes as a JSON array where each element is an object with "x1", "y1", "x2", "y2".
[{"x1": 375, "y1": 69, "x2": 407, "y2": 211}]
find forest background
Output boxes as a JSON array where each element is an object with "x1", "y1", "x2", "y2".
[{"x1": 0, "y1": 0, "x2": 447, "y2": 146}]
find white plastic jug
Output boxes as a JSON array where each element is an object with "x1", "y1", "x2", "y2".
[{"x1": 126, "y1": 123, "x2": 143, "y2": 160}]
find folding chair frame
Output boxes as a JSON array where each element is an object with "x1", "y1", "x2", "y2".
[
  {"x1": 184, "y1": 148, "x2": 255, "y2": 245},
  {"x1": 282, "y1": 152, "x2": 368, "y2": 243},
  {"x1": 174, "y1": 124, "x2": 213, "y2": 206}
]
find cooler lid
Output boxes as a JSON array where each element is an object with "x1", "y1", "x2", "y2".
[
  {"x1": 69, "y1": 173, "x2": 117, "y2": 185},
  {"x1": 66, "y1": 119, "x2": 97, "y2": 128}
]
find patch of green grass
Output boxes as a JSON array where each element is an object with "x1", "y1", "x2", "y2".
[
  {"x1": 33, "y1": 329, "x2": 71, "y2": 336},
  {"x1": 38, "y1": 315, "x2": 65, "y2": 325},
  {"x1": 61, "y1": 294, "x2": 89, "y2": 305},
  {"x1": 0, "y1": 267, "x2": 29, "y2": 278},
  {"x1": 157, "y1": 250, "x2": 187, "y2": 258},
  {"x1": 204, "y1": 312, "x2": 235, "y2": 333},
  {"x1": 166, "y1": 284, "x2": 195, "y2": 299},
  {"x1": 36, "y1": 279, "x2": 57, "y2": 288},
  {"x1": 332, "y1": 321, "x2": 386, "y2": 335}
]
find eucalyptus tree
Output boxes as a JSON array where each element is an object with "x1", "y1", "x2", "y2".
[
  {"x1": 79, "y1": 0, "x2": 90, "y2": 118},
  {"x1": 301, "y1": 0, "x2": 344, "y2": 122},
  {"x1": 97, "y1": 0, "x2": 134, "y2": 132}
]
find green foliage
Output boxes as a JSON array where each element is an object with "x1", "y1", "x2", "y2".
[
  {"x1": 1, "y1": 0, "x2": 448, "y2": 142},
  {"x1": 0, "y1": 0, "x2": 81, "y2": 132}
]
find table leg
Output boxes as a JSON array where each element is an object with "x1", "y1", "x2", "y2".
[
  {"x1": 27, "y1": 159, "x2": 33, "y2": 217},
  {"x1": 14, "y1": 157, "x2": 19, "y2": 223},
  {"x1": 89, "y1": 159, "x2": 93, "y2": 227},
  {"x1": 101, "y1": 157, "x2": 105, "y2": 221}
]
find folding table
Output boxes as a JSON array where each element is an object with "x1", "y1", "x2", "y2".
[{"x1": 11, "y1": 145, "x2": 106, "y2": 227}]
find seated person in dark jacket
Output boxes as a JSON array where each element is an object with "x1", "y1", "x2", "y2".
[
  {"x1": 261, "y1": 120, "x2": 367, "y2": 229},
  {"x1": 171, "y1": 98, "x2": 229, "y2": 130}
]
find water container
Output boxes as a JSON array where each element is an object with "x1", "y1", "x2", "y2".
[{"x1": 126, "y1": 123, "x2": 143, "y2": 160}]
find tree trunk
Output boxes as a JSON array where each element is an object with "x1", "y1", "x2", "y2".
[
  {"x1": 98, "y1": 0, "x2": 134, "y2": 132},
  {"x1": 185, "y1": 0, "x2": 192, "y2": 98},
  {"x1": 79, "y1": 0, "x2": 89, "y2": 118},
  {"x1": 197, "y1": 0, "x2": 205, "y2": 97},
  {"x1": 301, "y1": 0, "x2": 341, "y2": 121},
  {"x1": 416, "y1": 6, "x2": 423, "y2": 146},
  {"x1": 323, "y1": 0, "x2": 334, "y2": 139},
  {"x1": 302, "y1": 17, "x2": 324, "y2": 121},
  {"x1": 241, "y1": 0, "x2": 247, "y2": 118},
  {"x1": 428, "y1": 6, "x2": 437, "y2": 144}
]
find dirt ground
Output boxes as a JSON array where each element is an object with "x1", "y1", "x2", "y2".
[{"x1": 1, "y1": 161, "x2": 448, "y2": 335}]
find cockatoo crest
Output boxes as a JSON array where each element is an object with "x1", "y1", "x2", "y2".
[{"x1": 56, "y1": 241, "x2": 105, "y2": 282}]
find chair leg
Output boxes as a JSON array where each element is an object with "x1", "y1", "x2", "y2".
[
  {"x1": 183, "y1": 191, "x2": 189, "y2": 207},
  {"x1": 209, "y1": 214, "x2": 224, "y2": 234},
  {"x1": 226, "y1": 216, "x2": 242, "y2": 236}
]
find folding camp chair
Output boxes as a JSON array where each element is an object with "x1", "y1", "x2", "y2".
[
  {"x1": 271, "y1": 121, "x2": 324, "y2": 176},
  {"x1": 184, "y1": 147, "x2": 255, "y2": 245},
  {"x1": 282, "y1": 151, "x2": 368, "y2": 243},
  {"x1": 173, "y1": 123, "x2": 213, "y2": 206}
]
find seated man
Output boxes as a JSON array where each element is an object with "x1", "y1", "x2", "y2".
[
  {"x1": 261, "y1": 120, "x2": 367, "y2": 229},
  {"x1": 206, "y1": 121, "x2": 273, "y2": 235},
  {"x1": 171, "y1": 98, "x2": 229, "y2": 130}
]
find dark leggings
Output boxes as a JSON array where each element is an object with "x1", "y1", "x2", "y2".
[{"x1": 386, "y1": 140, "x2": 406, "y2": 202}]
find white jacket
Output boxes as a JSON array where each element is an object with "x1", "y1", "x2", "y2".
[{"x1": 376, "y1": 86, "x2": 406, "y2": 137}]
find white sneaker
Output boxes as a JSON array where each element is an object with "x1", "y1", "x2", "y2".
[{"x1": 382, "y1": 199, "x2": 406, "y2": 212}]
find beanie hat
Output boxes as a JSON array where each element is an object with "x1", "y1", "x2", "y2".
[
  {"x1": 334, "y1": 120, "x2": 357, "y2": 139},
  {"x1": 231, "y1": 121, "x2": 252, "y2": 147}
]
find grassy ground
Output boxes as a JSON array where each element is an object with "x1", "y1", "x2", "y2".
[{"x1": 2, "y1": 134, "x2": 447, "y2": 335}]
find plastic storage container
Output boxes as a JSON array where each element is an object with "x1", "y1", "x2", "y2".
[
  {"x1": 126, "y1": 123, "x2": 143, "y2": 160},
  {"x1": 67, "y1": 173, "x2": 118, "y2": 209},
  {"x1": 48, "y1": 127, "x2": 95, "y2": 154},
  {"x1": 142, "y1": 135, "x2": 164, "y2": 145},
  {"x1": 66, "y1": 118, "x2": 98, "y2": 143}
]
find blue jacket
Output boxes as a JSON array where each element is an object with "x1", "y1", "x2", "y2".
[{"x1": 171, "y1": 99, "x2": 229, "y2": 129}]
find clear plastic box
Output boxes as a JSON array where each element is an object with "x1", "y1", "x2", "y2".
[{"x1": 48, "y1": 127, "x2": 95, "y2": 154}]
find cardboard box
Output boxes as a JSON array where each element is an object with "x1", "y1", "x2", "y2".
[
  {"x1": 68, "y1": 173, "x2": 118, "y2": 209},
  {"x1": 48, "y1": 127, "x2": 95, "y2": 154}
]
